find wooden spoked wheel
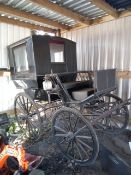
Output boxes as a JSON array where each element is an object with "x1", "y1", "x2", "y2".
[
  {"x1": 83, "y1": 94, "x2": 129, "y2": 135},
  {"x1": 52, "y1": 107, "x2": 99, "y2": 166},
  {"x1": 14, "y1": 92, "x2": 42, "y2": 141}
]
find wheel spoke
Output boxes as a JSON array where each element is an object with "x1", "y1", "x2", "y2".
[
  {"x1": 27, "y1": 119, "x2": 38, "y2": 136},
  {"x1": 96, "y1": 122, "x2": 105, "y2": 129},
  {"x1": 22, "y1": 96, "x2": 27, "y2": 111},
  {"x1": 73, "y1": 117, "x2": 78, "y2": 132},
  {"x1": 66, "y1": 141, "x2": 71, "y2": 153},
  {"x1": 16, "y1": 104, "x2": 26, "y2": 114},
  {"x1": 74, "y1": 125, "x2": 86, "y2": 136},
  {"x1": 26, "y1": 98, "x2": 29, "y2": 112},
  {"x1": 71, "y1": 141, "x2": 74, "y2": 158},
  {"x1": 76, "y1": 135, "x2": 92, "y2": 140},
  {"x1": 74, "y1": 141, "x2": 83, "y2": 160},
  {"x1": 76, "y1": 139, "x2": 89, "y2": 158},
  {"x1": 68, "y1": 112, "x2": 73, "y2": 131},
  {"x1": 110, "y1": 119, "x2": 120, "y2": 128},
  {"x1": 107, "y1": 119, "x2": 114, "y2": 130},
  {"x1": 54, "y1": 125, "x2": 67, "y2": 134},
  {"x1": 19, "y1": 96, "x2": 26, "y2": 111},
  {"x1": 55, "y1": 133, "x2": 67, "y2": 137},
  {"x1": 28, "y1": 103, "x2": 33, "y2": 113},
  {"x1": 62, "y1": 113, "x2": 70, "y2": 131},
  {"x1": 16, "y1": 101, "x2": 27, "y2": 114},
  {"x1": 76, "y1": 138, "x2": 93, "y2": 151},
  {"x1": 59, "y1": 138, "x2": 66, "y2": 144},
  {"x1": 112, "y1": 116, "x2": 124, "y2": 123}
]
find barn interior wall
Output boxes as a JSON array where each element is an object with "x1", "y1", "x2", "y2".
[
  {"x1": 0, "y1": 23, "x2": 31, "y2": 112},
  {"x1": 62, "y1": 16, "x2": 131, "y2": 104},
  {"x1": 0, "y1": 16, "x2": 131, "y2": 114}
]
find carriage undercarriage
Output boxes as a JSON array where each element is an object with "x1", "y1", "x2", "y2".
[{"x1": 14, "y1": 70, "x2": 130, "y2": 166}]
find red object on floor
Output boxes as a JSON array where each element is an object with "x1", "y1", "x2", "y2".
[
  {"x1": 0, "y1": 134, "x2": 42, "y2": 175},
  {"x1": 0, "y1": 144, "x2": 29, "y2": 172}
]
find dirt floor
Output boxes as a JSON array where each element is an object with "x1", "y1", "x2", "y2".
[
  {"x1": 24, "y1": 128, "x2": 131, "y2": 175},
  {"x1": 25, "y1": 131, "x2": 108, "y2": 175}
]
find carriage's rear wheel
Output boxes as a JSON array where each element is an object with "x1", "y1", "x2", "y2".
[
  {"x1": 83, "y1": 94, "x2": 129, "y2": 135},
  {"x1": 52, "y1": 107, "x2": 99, "y2": 166},
  {"x1": 14, "y1": 92, "x2": 42, "y2": 141}
]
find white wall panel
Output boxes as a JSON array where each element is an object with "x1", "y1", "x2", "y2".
[
  {"x1": 0, "y1": 23, "x2": 30, "y2": 68},
  {"x1": 62, "y1": 16, "x2": 131, "y2": 106},
  {"x1": 0, "y1": 23, "x2": 30, "y2": 112}
]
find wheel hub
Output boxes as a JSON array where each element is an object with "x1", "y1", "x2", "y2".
[{"x1": 66, "y1": 131, "x2": 75, "y2": 142}]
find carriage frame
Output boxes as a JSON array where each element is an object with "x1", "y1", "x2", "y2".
[{"x1": 7, "y1": 35, "x2": 130, "y2": 166}]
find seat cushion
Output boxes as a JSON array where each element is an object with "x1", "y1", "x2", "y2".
[{"x1": 72, "y1": 88, "x2": 95, "y2": 101}]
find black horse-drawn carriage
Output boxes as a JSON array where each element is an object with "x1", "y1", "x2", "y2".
[{"x1": 8, "y1": 35, "x2": 130, "y2": 166}]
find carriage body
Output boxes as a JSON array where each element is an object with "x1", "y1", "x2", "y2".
[{"x1": 8, "y1": 35, "x2": 77, "y2": 91}]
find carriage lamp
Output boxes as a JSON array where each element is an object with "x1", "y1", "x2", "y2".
[{"x1": 43, "y1": 80, "x2": 52, "y2": 90}]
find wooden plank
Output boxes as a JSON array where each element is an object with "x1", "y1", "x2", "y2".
[
  {"x1": 0, "y1": 4, "x2": 69, "y2": 30},
  {"x1": 3, "y1": 109, "x2": 14, "y2": 116},
  {"x1": 0, "y1": 16, "x2": 56, "y2": 33},
  {"x1": 117, "y1": 71, "x2": 131, "y2": 79},
  {"x1": 0, "y1": 70, "x2": 10, "y2": 77},
  {"x1": 1, "y1": 69, "x2": 131, "y2": 79},
  {"x1": 89, "y1": 0, "x2": 119, "y2": 18},
  {"x1": 29, "y1": 0, "x2": 90, "y2": 25}
]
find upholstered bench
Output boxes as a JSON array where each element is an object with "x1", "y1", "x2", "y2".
[
  {"x1": 72, "y1": 88, "x2": 95, "y2": 101},
  {"x1": 57, "y1": 72, "x2": 94, "y2": 100},
  {"x1": 58, "y1": 72, "x2": 93, "y2": 89}
]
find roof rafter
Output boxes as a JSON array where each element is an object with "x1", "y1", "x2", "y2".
[
  {"x1": 29, "y1": 0, "x2": 90, "y2": 25},
  {"x1": 91, "y1": 10, "x2": 131, "y2": 25},
  {"x1": 89, "y1": 0, "x2": 119, "y2": 18},
  {"x1": 0, "y1": 16, "x2": 56, "y2": 33},
  {"x1": 0, "y1": 4, "x2": 69, "y2": 30},
  {"x1": 63, "y1": 10, "x2": 131, "y2": 32}
]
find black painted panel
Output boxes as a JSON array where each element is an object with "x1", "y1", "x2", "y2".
[{"x1": 8, "y1": 35, "x2": 77, "y2": 89}]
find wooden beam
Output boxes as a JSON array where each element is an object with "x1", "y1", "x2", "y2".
[
  {"x1": 0, "y1": 4, "x2": 69, "y2": 30},
  {"x1": 91, "y1": 10, "x2": 131, "y2": 25},
  {"x1": 117, "y1": 71, "x2": 131, "y2": 79},
  {"x1": 66, "y1": 10, "x2": 131, "y2": 32},
  {"x1": 4, "y1": 109, "x2": 14, "y2": 116},
  {"x1": 29, "y1": 0, "x2": 90, "y2": 25},
  {"x1": 119, "y1": 9, "x2": 131, "y2": 18},
  {"x1": 0, "y1": 70, "x2": 10, "y2": 77},
  {"x1": 89, "y1": 0, "x2": 119, "y2": 18},
  {"x1": 0, "y1": 16, "x2": 56, "y2": 33}
]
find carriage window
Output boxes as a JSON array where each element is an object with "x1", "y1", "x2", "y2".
[
  {"x1": 49, "y1": 42, "x2": 64, "y2": 63},
  {"x1": 13, "y1": 44, "x2": 29, "y2": 72}
]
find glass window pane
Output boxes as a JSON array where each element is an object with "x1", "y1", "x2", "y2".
[
  {"x1": 50, "y1": 42, "x2": 64, "y2": 63},
  {"x1": 13, "y1": 45, "x2": 28, "y2": 72}
]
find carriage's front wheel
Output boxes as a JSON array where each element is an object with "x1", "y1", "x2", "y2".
[
  {"x1": 14, "y1": 92, "x2": 42, "y2": 141},
  {"x1": 52, "y1": 107, "x2": 99, "y2": 166}
]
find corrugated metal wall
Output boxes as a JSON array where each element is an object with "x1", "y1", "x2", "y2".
[
  {"x1": 0, "y1": 23, "x2": 30, "y2": 112},
  {"x1": 0, "y1": 17, "x2": 131, "y2": 112},
  {"x1": 62, "y1": 16, "x2": 131, "y2": 103}
]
